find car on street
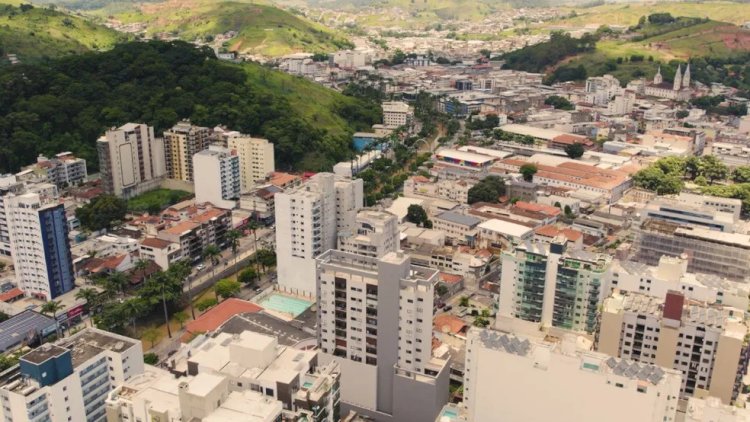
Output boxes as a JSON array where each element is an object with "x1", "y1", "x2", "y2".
[{"x1": 196, "y1": 264, "x2": 205, "y2": 270}]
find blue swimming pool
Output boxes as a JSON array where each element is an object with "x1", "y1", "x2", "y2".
[{"x1": 257, "y1": 293, "x2": 312, "y2": 317}]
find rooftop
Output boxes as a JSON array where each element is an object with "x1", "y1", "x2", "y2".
[
  {"x1": 57, "y1": 328, "x2": 138, "y2": 368},
  {"x1": 436, "y1": 211, "x2": 481, "y2": 227},
  {"x1": 0, "y1": 310, "x2": 56, "y2": 352}
]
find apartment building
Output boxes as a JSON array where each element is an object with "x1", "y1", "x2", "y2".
[
  {"x1": 0, "y1": 328, "x2": 144, "y2": 422},
  {"x1": 275, "y1": 173, "x2": 363, "y2": 297},
  {"x1": 463, "y1": 328, "x2": 682, "y2": 422},
  {"x1": 157, "y1": 206, "x2": 231, "y2": 263},
  {"x1": 97, "y1": 123, "x2": 166, "y2": 199},
  {"x1": 163, "y1": 121, "x2": 211, "y2": 182},
  {"x1": 382, "y1": 101, "x2": 412, "y2": 128},
  {"x1": 498, "y1": 241, "x2": 612, "y2": 334},
  {"x1": 598, "y1": 290, "x2": 750, "y2": 403},
  {"x1": 403, "y1": 176, "x2": 475, "y2": 204},
  {"x1": 227, "y1": 135, "x2": 275, "y2": 192},
  {"x1": 609, "y1": 255, "x2": 750, "y2": 311},
  {"x1": 432, "y1": 212, "x2": 481, "y2": 245},
  {"x1": 20, "y1": 152, "x2": 87, "y2": 188},
  {"x1": 316, "y1": 250, "x2": 450, "y2": 422},
  {"x1": 192, "y1": 145, "x2": 241, "y2": 209},
  {"x1": 337, "y1": 210, "x2": 399, "y2": 259},
  {"x1": 632, "y1": 218, "x2": 750, "y2": 282},
  {"x1": 138, "y1": 237, "x2": 182, "y2": 270},
  {"x1": 5, "y1": 192, "x2": 74, "y2": 300},
  {"x1": 0, "y1": 174, "x2": 25, "y2": 256},
  {"x1": 239, "y1": 184, "x2": 282, "y2": 225}
]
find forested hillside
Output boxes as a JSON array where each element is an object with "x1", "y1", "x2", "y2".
[{"x1": 0, "y1": 40, "x2": 381, "y2": 172}]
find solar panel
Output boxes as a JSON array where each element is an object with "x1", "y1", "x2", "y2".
[{"x1": 605, "y1": 357, "x2": 617, "y2": 368}]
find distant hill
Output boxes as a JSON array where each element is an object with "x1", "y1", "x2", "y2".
[
  {"x1": 0, "y1": 2, "x2": 126, "y2": 62},
  {"x1": 110, "y1": 0, "x2": 352, "y2": 56}
]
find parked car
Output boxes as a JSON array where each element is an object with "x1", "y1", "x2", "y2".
[
  {"x1": 196, "y1": 264, "x2": 205, "y2": 270},
  {"x1": 443, "y1": 305, "x2": 453, "y2": 312}
]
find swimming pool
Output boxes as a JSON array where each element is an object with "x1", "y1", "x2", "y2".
[
  {"x1": 441, "y1": 409, "x2": 458, "y2": 419},
  {"x1": 257, "y1": 293, "x2": 312, "y2": 317}
]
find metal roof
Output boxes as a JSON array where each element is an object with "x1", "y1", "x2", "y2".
[{"x1": 0, "y1": 310, "x2": 56, "y2": 352}]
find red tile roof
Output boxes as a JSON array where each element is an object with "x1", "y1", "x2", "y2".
[
  {"x1": 140, "y1": 237, "x2": 173, "y2": 249},
  {"x1": 0, "y1": 288, "x2": 23, "y2": 302},
  {"x1": 183, "y1": 298, "x2": 262, "y2": 340},
  {"x1": 434, "y1": 314, "x2": 468, "y2": 335},
  {"x1": 439, "y1": 272, "x2": 463, "y2": 284}
]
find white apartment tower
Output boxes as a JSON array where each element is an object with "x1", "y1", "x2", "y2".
[
  {"x1": 382, "y1": 101, "x2": 412, "y2": 128},
  {"x1": 337, "y1": 210, "x2": 399, "y2": 259},
  {"x1": 598, "y1": 290, "x2": 749, "y2": 403},
  {"x1": 463, "y1": 328, "x2": 682, "y2": 422},
  {"x1": 275, "y1": 173, "x2": 363, "y2": 297},
  {"x1": 5, "y1": 192, "x2": 75, "y2": 300},
  {"x1": 163, "y1": 121, "x2": 211, "y2": 182},
  {"x1": 227, "y1": 135, "x2": 275, "y2": 192},
  {"x1": 97, "y1": 123, "x2": 166, "y2": 199},
  {"x1": 0, "y1": 328, "x2": 144, "y2": 422},
  {"x1": 316, "y1": 250, "x2": 450, "y2": 422},
  {"x1": 192, "y1": 145, "x2": 241, "y2": 209}
]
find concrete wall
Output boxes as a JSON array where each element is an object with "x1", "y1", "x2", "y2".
[
  {"x1": 160, "y1": 178, "x2": 195, "y2": 193},
  {"x1": 392, "y1": 363, "x2": 450, "y2": 422}
]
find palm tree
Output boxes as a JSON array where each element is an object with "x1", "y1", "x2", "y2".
[
  {"x1": 169, "y1": 261, "x2": 195, "y2": 320},
  {"x1": 203, "y1": 244, "x2": 221, "y2": 278},
  {"x1": 152, "y1": 272, "x2": 174, "y2": 339},
  {"x1": 41, "y1": 300, "x2": 64, "y2": 337},
  {"x1": 105, "y1": 271, "x2": 128, "y2": 297},
  {"x1": 227, "y1": 229, "x2": 242, "y2": 265},
  {"x1": 133, "y1": 259, "x2": 149, "y2": 284},
  {"x1": 122, "y1": 299, "x2": 146, "y2": 336},
  {"x1": 75, "y1": 288, "x2": 99, "y2": 317}
]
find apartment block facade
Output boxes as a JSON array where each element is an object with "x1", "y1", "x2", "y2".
[
  {"x1": 275, "y1": 173, "x2": 363, "y2": 297},
  {"x1": 598, "y1": 290, "x2": 750, "y2": 403},
  {"x1": 162, "y1": 121, "x2": 211, "y2": 182},
  {"x1": 499, "y1": 242, "x2": 611, "y2": 334},
  {"x1": 0, "y1": 328, "x2": 144, "y2": 422},
  {"x1": 316, "y1": 250, "x2": 449, "y2": 422},
  {"x1": 97, "y1": 123, "x2": 166, "y2": 199},
  {"x1": 5, "y1": 192, "x2": 74, "y2": 300},
  {"x1": 192, "y1": 145, "x2": 241, "y2": 209},
  {"x1": 337, "y1": 210, "x2": 399, "y2": 259},
  {"x1": 227, "y1": 135, "x2": 275, "y2": 192}
]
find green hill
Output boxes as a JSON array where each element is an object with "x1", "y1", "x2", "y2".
[
  {"x1": 0, "y1": 2, "x2": 126, "y2": 62},
  {"x1": 0, "y1": 40, "x2": 380, "y2": 172},
  {"x1": 112, "y1": 0, "x2": 352, "y2": 56}
]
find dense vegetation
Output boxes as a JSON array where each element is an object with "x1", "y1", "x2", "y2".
[
  {"x1": 501, "y1": 31, "x2": 598, "y2": 73},
  {"x1": 128, "y1": 189, "x2": 193, "y2": 214},
  {"x1": 468, "y1": 175, "x2": 506, "y2": 204},
  {"x1": 76, "y1": 195, "x2": 128, "y2": 231},
  {"x1": 0, "y1": 40, "x2": 380, "y2": 173},
  {"x1": 0, "y1": 3, "x2": 126, "y2": 62}
]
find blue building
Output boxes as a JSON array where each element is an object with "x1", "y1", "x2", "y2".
[{"x1": 39, "y1": 204, "x2": 75, "y2": 298}]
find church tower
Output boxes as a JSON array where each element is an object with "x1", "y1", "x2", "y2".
[
  {"x1": 653, "y1": 66, "x2": 663, "y2": 85},
  {"x1": 673, "y1": 65, "x2": 682, "y2": 91},
  {"x1": 682, "y1": 63, "x2": 691, "y2": 89}
]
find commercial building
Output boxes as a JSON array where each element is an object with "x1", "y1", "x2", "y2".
[
  {"x1": 641, "y1": 196, "x2": 737, "y2": 232},
  {"x1": 403, "y1": 176, "x2": 475, "y2": 204},
  {"x1": 432, "y1": 212, "x2": 481, "y2": 245},
  {"x1": 163, "y1": 121, "x2": 211, "y2": 182},
  {"x1": 463, "y1": 328, "x2": 682, "y2": 422},
  {"x1": 192, "y1": 145, "x2": 241, "y2": 209},
  {"x1": 434, "y1": 149, "x2": 497, "y2": 172},
  {"x1": 476, "y1": 218, "x2": 534, "y2": 249},
  {"x1": 337, "y1": 210, "x2": 399, "y2": 259},
  {"x1": 632, "y1": 218, "x2": 750, "y2": 282},
  {"x1": 227, "y1": 135, "x2": 275, "y2": 192},
  {"x1": 316, "y1": 250, "x2": 450, "y2": 422},
  {"x1": 5, "y1": 192, "x2": 75, "y2": 300},
  {"x1": 97, "y1": 123, "x2": 166, "y2": 199},
  {"x1": 498, "y1": 241, "x2": 612, "y2": 334},
  {"x1": 598, "y1": 290, "x2": 749, "y2": 403},
  {"x1": 275, "y1": 173, "x2": 363, "y2": 297},
  {"x1": 713, "y1": 142, "x2": 750, "y2": 168},
  {"x1": 381, "y1": 101, "x2": 412, "y2": 128},
  {"x1": 0, "y1": 328, "x2": 144, "y2": 422},
  {"x1": 675, "y1": 192, "x2": 742, "y2": 221}
]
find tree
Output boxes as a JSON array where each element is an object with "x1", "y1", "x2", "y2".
[
  {"x1": 174, "y1": 311, "x2": 189, "y2": 329},
  {"x1": 459, "y1": 296, "x2": 470, "y2": 307},
  {"x1": 406, "y1": 204, "x2": 430, "y2": 227},
  {"x1": 105, "y1": 271, "x2": 129, "y2": 296},
  {"x1": 468, "y1": 176, "x2": 506, "y2": 204},
  {"x1": 519, "y1": 164, "x2": 537, "y2": 182},
  {"x1": 227, "y1": 229, "x2": 242, "y2": 263},
  {"x1": 143, "y1": 353, "x2": 159, "y2": 365},
  {"x1": 256, "y1": 249, "x2": 276, "y2": 272},
  {"x1": 122, "y1": 298, "x2": 146, "y2": 335},
  {"x1": 564, "y1": 143, "x2": 585, "y2": 159},
  {"x1": 141, "y1": 327, "x2": 161, "y2": 349},
  {"x1": 75, "y1": 288, "x2": 99, "y2": 314},
  {"x1": 700, "y1": 155, "x2": 729, "y2": 184},
  {"x1": 436, "y1": 284, "x2": 449, "y2": 296},
  {"x1": 41, "y1": 301, "x2": 64, "y2": 337},
  {"x1": 132, "y1": 259, "x2": 149, "y2": 283},
  {"x1": 564, "y1": 205, "x2": 574, "y2": 217},
  {"x1": 168, "y1": 261, "x2": 194, "y2": 319},
  {"x1": 203, "y1": 244, "x2": 221, "y2": 278},
  {"x1": 196, "y1": 297, "x2": 218, "y2": 312},
  {"x1": 633, "y1": 166, "x2": 683, "y2": 194},
  {"x1": 75, "y1": 195, "x2": 127, "y2": 231},
  {"x1": 0, "y1": 311, "x2": 8, "y2": 323},
  {"x1": 215, "y1": 279, "x2": 241, "y2": 301},
  {"x1": 238, "y1": 267, "x2": 258, "y2": 285},
  {"x1": 732, "y1": 166, "x2": 750, "y2": 183},
  {"x1": 544, "y1": 95, "x2": 574, "y2": 110},
  {"x1": 676, "y1": 110, "x2": 689, "y2": 119}
]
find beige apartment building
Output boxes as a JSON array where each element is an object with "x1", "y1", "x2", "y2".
[
  {"x1": 227, "y1": 135, "x2": 275, "y2": 192},
  {"x1": 163, "y1": 121, "x2": 211, "y2": 182}
]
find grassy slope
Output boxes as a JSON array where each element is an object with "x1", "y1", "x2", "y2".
[
  {"x1": 556, "y1": 2, "x2": 750, "y2": 26},
  {"x1": 112, "y1": 0, "x2": 351, "y2": 56},
  {"x1": 0, "y1": 2, "x2": 126, "y2": 61},
  {"x1": 243, "y1": 61, "x2": 360, "y2": 138}
]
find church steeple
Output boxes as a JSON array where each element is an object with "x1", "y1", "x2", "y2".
[
  {"x1": 654, "y1": 66, "x2": 663, "y2": 85},
  {"x1": 682, "y1": 63, "x2": 691, "y2": 89},
  {"x1": 673, "y1": 65, "x2": 682, "y2": 91}
]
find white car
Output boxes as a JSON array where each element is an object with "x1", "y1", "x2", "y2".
[{"x1": 196, "y1": 264, "x2": 205, "y2": 271}]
